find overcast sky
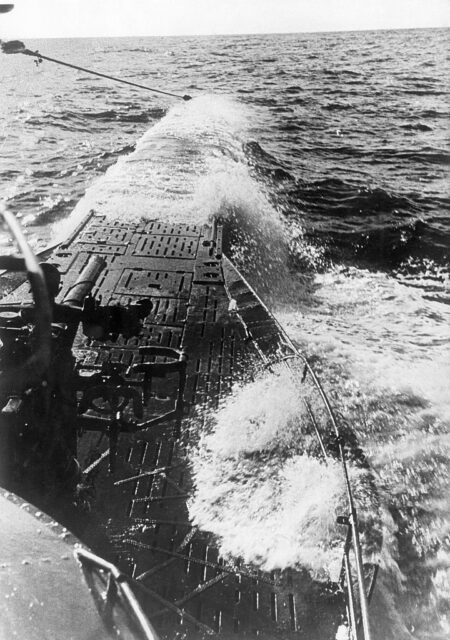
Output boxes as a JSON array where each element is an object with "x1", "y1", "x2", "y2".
[{"x1": 1, "y1": 0, "x2": 449, "y2": 38}]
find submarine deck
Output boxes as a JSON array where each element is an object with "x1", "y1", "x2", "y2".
[{"x1": 1, "y1": 211, "x2": 346, "y2": 639}]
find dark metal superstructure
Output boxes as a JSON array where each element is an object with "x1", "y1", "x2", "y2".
[{"x1": 0, "y1": 210, "x2": 378, "y2": 639}]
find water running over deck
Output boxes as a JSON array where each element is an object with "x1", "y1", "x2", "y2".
[
  {"x1": 51, "y1": 94, "x2": 450, "y2": 640},
  {"x1": 58, "y1": 94, "x2": 382, "y2": 582},
  {"x1": 188, "y1": 364, "x2": 378, "y2": 583},
  {"x1": 4, "y1": 74, "x2": 449, "y2": 639}
]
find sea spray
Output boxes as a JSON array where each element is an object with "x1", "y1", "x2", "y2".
[
  {"x1": 275, "y1": 266, "x2": 450, "y2": 639},
  {"x1": 52, "y1": 95, "x2": 300, "y2": 299},
  {"x1": 1, "y1": 28, "x2": 447, "y2": 639},
  {"x1": 55, "y1": 95, "x2": 249, "y2": 230},
  {"x1": 189, "y1": 365, "x2": 379, "y2": 582},
  {"x1": 276, "y1": 266, "x2": 450, "y2": 412}
]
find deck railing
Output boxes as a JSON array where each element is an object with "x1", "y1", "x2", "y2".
[
  {"x1": 270, "y1": 334, "x2": 374, "y2": 640},
  {"x1": 226, "y1": 256, "x2": 377, "y2": 640},
  {"x1": 75, "y1": 547, "x2": 160, "y2": 640}
]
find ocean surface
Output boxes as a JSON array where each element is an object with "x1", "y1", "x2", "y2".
[{"x1": 1, "y1": 28, "x2": 449, "y2": 639}]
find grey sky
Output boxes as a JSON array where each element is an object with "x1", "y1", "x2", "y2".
[{"x1": 1, "y1": 0, "x2": 449, "y2": 38}]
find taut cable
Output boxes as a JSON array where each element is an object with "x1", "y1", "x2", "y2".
[{"x1": 1, "y1": 39, "x2": 192, "y2": 101}]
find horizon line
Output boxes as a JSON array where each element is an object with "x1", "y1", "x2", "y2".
[{"x1": 12, "y1": 24, "x2": 449, "y2": 41}]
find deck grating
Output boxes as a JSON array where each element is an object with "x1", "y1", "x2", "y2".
[{"x1": 0, "y1": 213, "x2": 346, "y2": 639}]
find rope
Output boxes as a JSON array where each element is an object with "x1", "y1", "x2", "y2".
[
  {"x1": 23, "y1": 49, "x2": 192, "y2": 101},
  {"x1": 1, "y1": 41, "x2": 192, "y2": 101}
]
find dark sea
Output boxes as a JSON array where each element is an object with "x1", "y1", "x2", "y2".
[{"x1": 1, "y1": 28, "x2": 449, "y2": 640}]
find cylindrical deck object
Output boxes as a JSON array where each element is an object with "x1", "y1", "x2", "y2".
[{"x1": 62, "y1": 255, "x2": 106, "y2": 307}]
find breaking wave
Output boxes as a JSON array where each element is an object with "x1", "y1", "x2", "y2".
[
  {"x1": 276, "y1": 267, "x2": 450, "y2": 640},
  {"x1": 2, "y1": 28, "x2": 448, "y2": 638},
  {"x1": 60, "y1": 95, "x2": 249, "y2": 226},
  {"x1": 189, "y1": 365, "x2": 379, "y2": 582},
  {"x1": 56, "y1": 95, "x2": 295, "y2": 293}
]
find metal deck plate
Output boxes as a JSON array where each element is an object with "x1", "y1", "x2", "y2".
[{"x1": 1, "y1": 213, "x2": 346, "y2": 639}]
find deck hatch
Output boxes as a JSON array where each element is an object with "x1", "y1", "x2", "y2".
[
  {"x1": 115, "y1": 269, "x2": 193, "y2": 299},
  {"x1": 134, "y1": 234, "x2": 199, "y2": 260},
  {"x1": 142, "y1": 221, "x2": 201, "y2": 237},
  {"x1": 77, "y1": 226, "x2": 134, "y2": 245}
]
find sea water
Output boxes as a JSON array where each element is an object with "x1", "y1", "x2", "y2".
[{"x1": 1, "y1": 28, "x2": 449, "y2": 639}]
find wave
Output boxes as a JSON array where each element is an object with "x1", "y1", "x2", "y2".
[
  {"x1": 400, "y1": 123, "x2": 433, "y2": 132},
  {"x1": 323, "y1": 102, "x2": 353, "y2": 111},
  {"x1": 292, "y1": 180, "x2": 418, "y2": 215},
  {"x1": 419, "y1": 109, "x2": 449, "y2": 119},
  {"x1": 236, "y1": 141, "x2": 448, "y2": 267},
  {"x1": 401, "y1": 89, "x2": 449, "y2": 97},
  {"x1": 2, "y1": 28, "x2": 447, "y2": 640},
  {"x1": 189, "y1": 364, "x2": 379, "y2": 581},
  {"x1": 275, "y1": 264, "x2": 450, "y2": 639},
  {"x1": 374, "y1": 148, "x2": 450, "y2": 165},
  {"x1": 56, "y1": 96, "x2": 284, "y2": 246},
  {"x1": 23, "y1": 107, "x2": 165, "y2": 130}
]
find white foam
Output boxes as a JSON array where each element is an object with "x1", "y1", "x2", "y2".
[
  {"x1": 275, "y1": 266, "x2": 450, "y2": 415},
  {"x1": 189, "y1": 367, "x2": 375, "y2": 581},
  {"x1": 54, "y1": 95, "x2": 275, "y2": 233},
  {"x1": 191, "y1": 449, "x2": 348, "y2": 580},
  {"x1": 274, "y1": 265, "x2": 450, "y2": 635},
  {"x1": 201, "y1": 371, "x2": 308, "y2": 456}
]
